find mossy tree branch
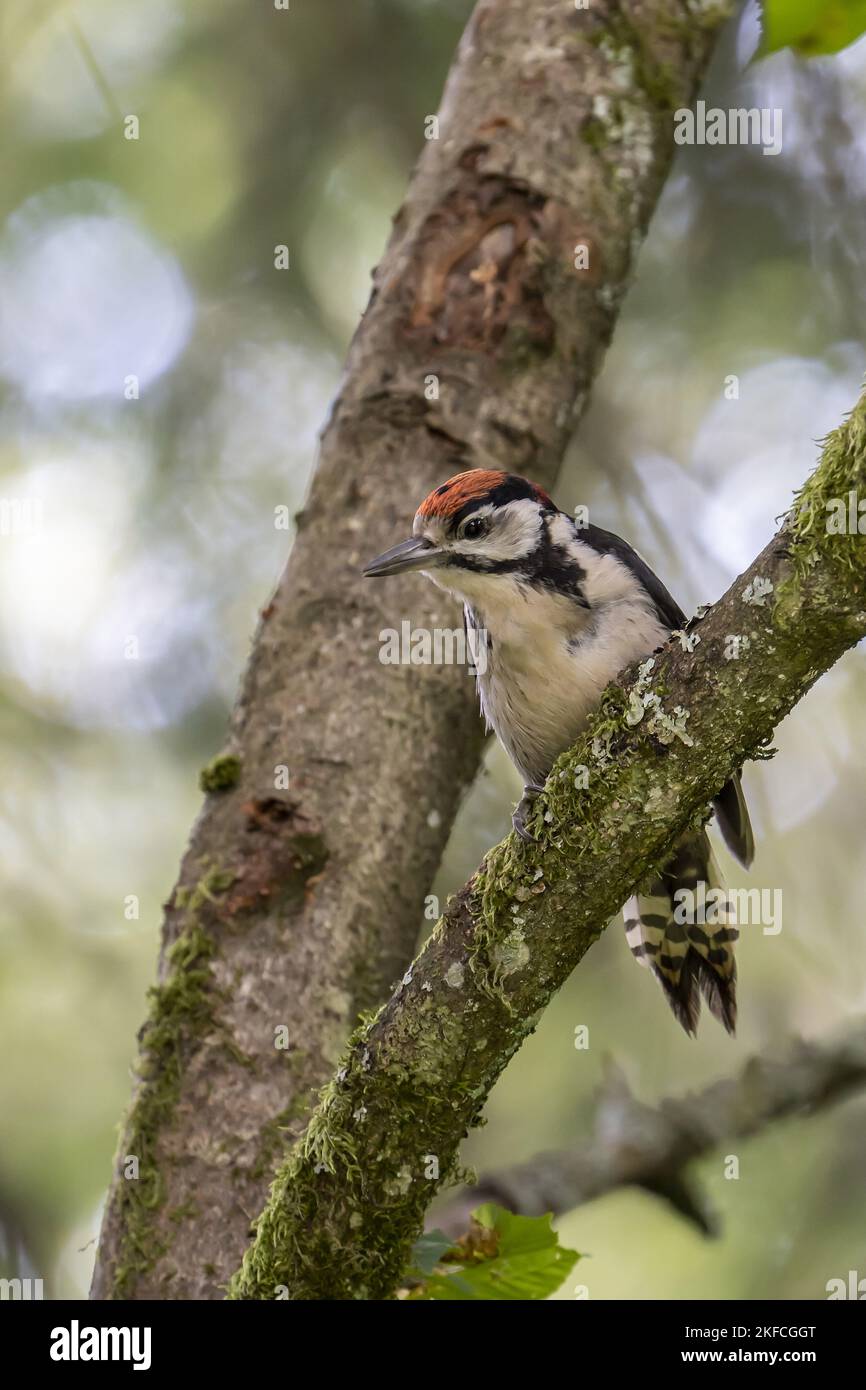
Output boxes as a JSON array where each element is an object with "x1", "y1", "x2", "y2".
[
  {"x1": 436, "y1": 1020, "x2": 866, "y2": 1239},
  {"x1": 229, "y1": 388, "x2": 866, "y2": 1300},
  {"x1": 92, "y1": 0, "x2": 735, "y2": 1298}
]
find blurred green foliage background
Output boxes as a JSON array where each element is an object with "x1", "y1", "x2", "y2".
[{"x1": 0, "y1": 0, "x2": 865, "y2": 1300}]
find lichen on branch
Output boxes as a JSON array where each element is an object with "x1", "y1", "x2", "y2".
[{"x1": 228, "y1": 385, "x2": 866, "y2": 1302}]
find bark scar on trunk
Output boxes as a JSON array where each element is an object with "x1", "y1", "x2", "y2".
[{"x1": 404, "y1": 174, "x2": 598, "y2": 354}]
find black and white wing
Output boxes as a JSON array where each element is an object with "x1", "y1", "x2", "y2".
[{"x1": 582, "y1": 522, "x2": 753, "y2": 869}]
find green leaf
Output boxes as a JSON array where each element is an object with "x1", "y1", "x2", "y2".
[
  {"x1": 412, "y1": 1204, "x2": 580, "y2": 1301},
  {"x1": 760, "y1": 0, "x2": 866, "y2": 57},
  {"x1": 407, "y1": 1229, "x2": 454, "y2": 1278}
]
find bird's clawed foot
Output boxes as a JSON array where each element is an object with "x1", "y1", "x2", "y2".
[{"x1": 512, "y1": 782, "x2": 545, "y2": 843}]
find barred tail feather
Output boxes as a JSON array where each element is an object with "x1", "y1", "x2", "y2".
[{"x1": 623, "y1": 831, "x2": 738, "y2": 1037}]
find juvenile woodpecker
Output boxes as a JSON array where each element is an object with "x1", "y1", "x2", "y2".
[{"x1": 363, "y1": 468, "x2": 754, "y2": 1036}]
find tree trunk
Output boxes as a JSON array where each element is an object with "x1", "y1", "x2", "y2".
[{"x1": 91, "y1": 0, "x2": 733, "y2": 1299}]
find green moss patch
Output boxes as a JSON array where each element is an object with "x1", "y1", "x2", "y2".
[{"x1": 199, "y1": 753, "x2": 242, "y2": 793}]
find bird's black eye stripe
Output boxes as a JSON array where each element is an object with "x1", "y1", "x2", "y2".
[{"x1": 462, "y1": 517, "x2": 487, "y2": 539}]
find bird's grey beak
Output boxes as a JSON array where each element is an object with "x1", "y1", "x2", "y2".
[{"x1": 362, "y1": 536, "x2": 444, "y2": 578}]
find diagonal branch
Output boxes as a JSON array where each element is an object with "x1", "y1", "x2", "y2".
[
  {"x1": 436, "y1": 1020, "x2": 866, "y2": 1238},
  {"x1": 229, "y1": 386, "x2": 866, "y2": 1300}
]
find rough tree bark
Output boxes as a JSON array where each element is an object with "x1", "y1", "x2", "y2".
[
  {"x1": 92, "y1": 0, "x2": 734, "y2": 1299},
  {"x1": 228, "y1": 389, "x2": 866, "y2": 1300},
  {"x1": 437, "y1": 1020, "x2": 866, "y2": 1238}
]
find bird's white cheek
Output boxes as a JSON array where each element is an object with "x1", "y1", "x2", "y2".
[
  {"x1": 420, "y1": 566, "x2": 466, "y2": 598},
  {"x1": 421, "y1": 568, "x2": 451, "y2": 591},
  {"x1": 424, "y1": 569, "x2": 491, "y2": 609}
]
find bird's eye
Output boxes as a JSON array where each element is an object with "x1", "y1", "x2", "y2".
[{"x1": 462, "y1": 517, "x2": 487, "y2": 540}]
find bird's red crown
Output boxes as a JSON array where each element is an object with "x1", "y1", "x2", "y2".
[{"x1": 416, "y1": 469, "x2": 552, "y2": 521}]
